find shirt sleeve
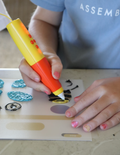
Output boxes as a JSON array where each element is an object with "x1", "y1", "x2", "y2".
[{"x1": 30, "y1": 0, "x2": 65, "y2": 12}]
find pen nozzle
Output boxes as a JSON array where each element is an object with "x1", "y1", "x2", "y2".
[{"x1": 58, "y1": 92, "x2": 65, "y2": 100}]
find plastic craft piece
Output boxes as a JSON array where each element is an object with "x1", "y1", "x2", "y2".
[
  {"x1": 0, "y1": 79, "x2": 4, "y2": 88},
  {"x1": 0, "y1": 90, "x2": 2, "y2": 95},
  {"x1": 7, "y1": 91, "x2": 33, "y2": 102},
  {"x1": 12, "y1": 79, "x2": 26, "y2": 88},
  {"x1": 5, "y1": 102, "x2": 22, "y2": 111}
]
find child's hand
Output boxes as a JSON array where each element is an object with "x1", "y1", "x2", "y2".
[
  {"x1": 19, "y1": 54, "x2": 63, "y2": 94},
  {"x1": 65, "y1": 77, "x2": 120, "y2": 132}
]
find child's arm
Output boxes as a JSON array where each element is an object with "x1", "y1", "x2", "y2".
[
  {"x1": 19, "y1": 6, "x2": 63, "y2": 94},
  {"x1": 65, "y1": 77, "x2": 120, "y2": 131}
]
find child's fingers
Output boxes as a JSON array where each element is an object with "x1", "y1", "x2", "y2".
[
  {"x1": 49, "y1": 56, "x2": 63, "y2": 79},
  {"x1": 23, "y1": 74, "x2": 51, "y2": 94},
  {"x1": 74, "y1": 79, "x2": 107, "y2": 102},
  {"x1": 19, "y1": 58, "x2": 51, "y2": 94},
  {"x1": 65, "y1": 86, "x2": 101, "y2": 118},
  {"x1": 52, "y1": 62, "x2": 63, "y2": 79},
  {"x1": 66, "y1": 77, "x2": 120, "y2": 131},
  {"x1": 19, "y1": 59, "x2": 40, "y2": 82},
  {"x1": 83, "y1": 102, "x2": 120, "y2": 132},
  {"x1": 100, "y1": 108, "x2": 120, "y2": 131},
  {"x1": 70, "y1": 95, "x2": 111, "y2": 128}
]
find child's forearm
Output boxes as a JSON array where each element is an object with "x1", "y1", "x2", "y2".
[{"x1": 29, "y1": 18, "x2": 59, "y2": 59}]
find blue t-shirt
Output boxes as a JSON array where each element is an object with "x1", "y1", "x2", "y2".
[{"x1": 31, "y1": 0, "x2": 120, "y2": 69}]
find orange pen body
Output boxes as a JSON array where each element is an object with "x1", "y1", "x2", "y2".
[
  {"x1": 32, "y1": 57, "x2": 62, "y2": 93},
  {"x1": 6, "y1": 19, "x2": 64, "y2": 97}
]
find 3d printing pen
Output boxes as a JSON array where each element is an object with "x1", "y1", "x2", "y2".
[{"x1": 1, "y1": 15, "x2": 65, "y2": 100}]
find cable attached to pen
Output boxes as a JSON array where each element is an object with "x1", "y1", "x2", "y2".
[{"x1": 0, "y1": 13, "x2": 12, "y2": 21}]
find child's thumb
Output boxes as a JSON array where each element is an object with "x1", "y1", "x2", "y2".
[{"x1": 52, "y1": 60, "x2": 63, "y2": 79}]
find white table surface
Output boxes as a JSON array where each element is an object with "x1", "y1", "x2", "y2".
[{"x1": 0, "y1": 68, "x2": 120, "y2": 155}]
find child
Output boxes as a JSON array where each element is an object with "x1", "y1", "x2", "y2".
[{"x1": 19, "y1": 0, "x2": 120, "y2": 132}]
